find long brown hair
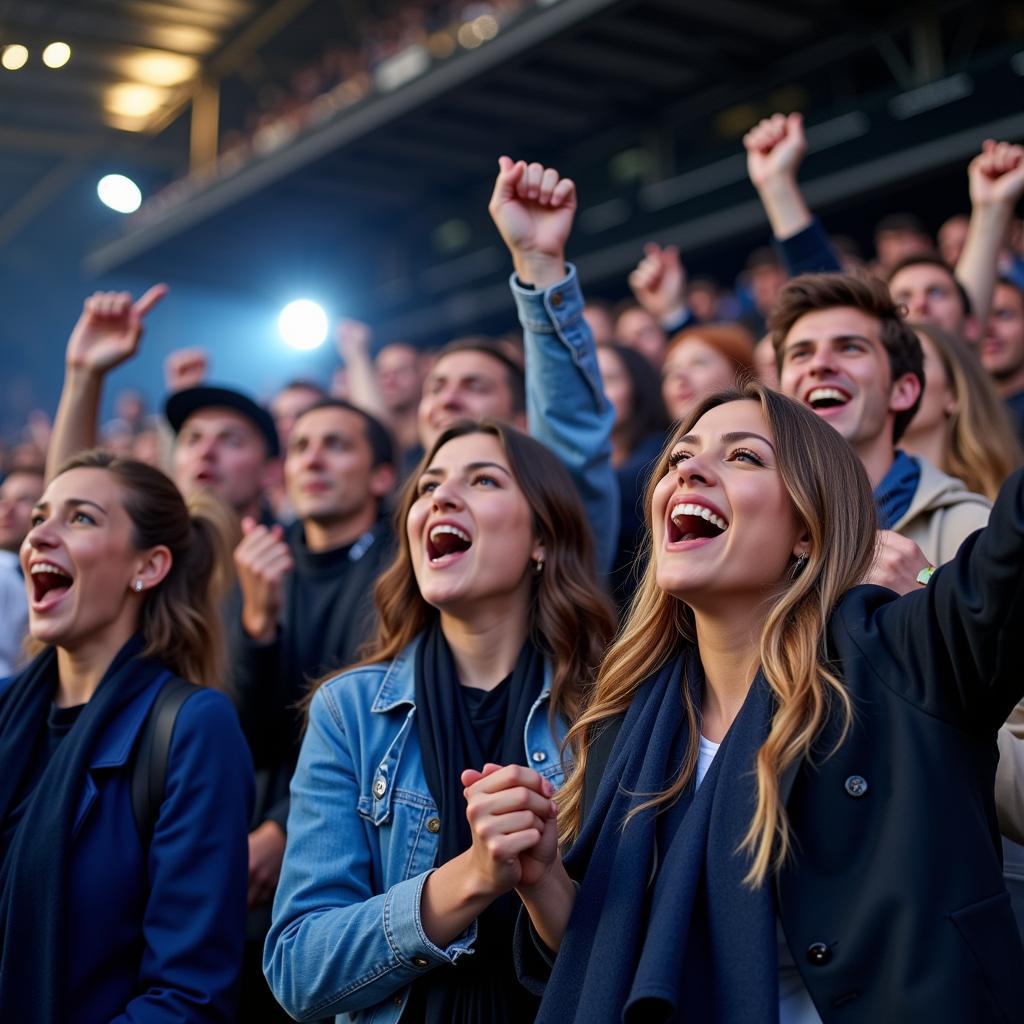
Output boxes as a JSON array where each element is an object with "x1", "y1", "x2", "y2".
[
  {"x1": 558, "y1": 382, "x2": 878, "y2": 885},
  {"x1": 332, "y1": 420, "x2": 616, "y2": 724},
  {"x1": 909, "y1": 322, "x2": 1023, "y2": 500},
  {"x1": 54, "y1": 450, "x2": 236, "y2": 688}
]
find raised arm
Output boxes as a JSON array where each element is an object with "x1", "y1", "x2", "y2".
[
  {"x1": 744, "y1": 112, "x2": 841, "y2": 275},
  {"x1": 335, "y1": 319, "x2": 391, "y2": 424},
  {"x1": 956, "y1": 140, "x2": 1024, "y2": 332},
  {"x1": 48, "y1": 285, "x2": 168, "y2": 481},
  {"x1": 628, "y1": 243, "x2": 693, "y2": 334},
  {"x1": 489, "y1": 157, "x2": 619, "y2": 571}
]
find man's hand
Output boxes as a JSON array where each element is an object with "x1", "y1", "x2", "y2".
[
  {"x1": 866, "y1": 530, "x2": 932, "y2": 596},
  {"x1": 234, "y1": 517, "x2": 294, "y2": 644},
  {"x1": 66, "y1": 285, "x2": 168, "y2": 375},
  {"x1": 968, "y1": 139, "x2": 1024, "y2": 210},
  {"x1": 248, "y1": 820, "x2": 287, "y2": 909},
  {"x1": 744, "y1": 112, "x2": 807, "y2": 190},
  {"x1": 488, "y1": 156, "x2": 576, "y2": 288},
  {"x1": 163, "y1": 347, "x2": 209, "y2": 393},
  {"x1": 335, "y1": 318, "x2": 372, "y2": 365},
  {"x1": 628, "y1": 242, "x2": 688, "y2": 326}
]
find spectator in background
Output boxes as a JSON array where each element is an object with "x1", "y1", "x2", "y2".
[
  {"x1": 596, "y1": 343, "x2": 669, "y2": 607},
  {"x1": 114, "y1": 389, "x2": 146, "y2": 435},
  {"x1": 582, "y1": 299, "x2": 615, "y2": 347},
  {"x1": 887, "y1": 254, "x2": 973, "y2": 340},
  {"x1": 613, "y1": 301, "x2": 668, "y2": 368},
  {"x1": 376, "y1": 340, "x2": 426, "y2": 462},
  {"x1": 231, "y1": 398, "x2": 396, "y2": 1022},
  {"x1": 661, "y1": 323, "x2": 756, "y2": 424},
  {"x1": 901, "y1": 322, "x2": 1022, "y2": 501},
  {"x1": 270, "y1": 380, "x2": 326, "y2": 450},
  {"x1": 687, "y1": 276, "x2": 721, "y2": 322},
  {"x1": 872, "y1": 212, "x2": 933, "y2": 276},
  {"x1": 939, "y1": 213, "x2": 970, "y2": 267},
  {"x1": 752, "y1": 334, "x2": 779, "y2": 388},
  {"x1": 740, "y1": 247, "x2": 789, "y2": 336},
  {"x1": 981, "y1": 279, "x2": 1024, "y2": 441},
  {"x1": 0, "y1": 467, "x2": 44, "y2": 677}
]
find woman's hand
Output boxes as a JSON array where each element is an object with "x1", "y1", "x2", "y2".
[
  {"x1": 462, "y1": 763, "x2": 559, "y2": 896},
  {"x1": 66, "y1": 285, "x2": 168, "y2": 375}
]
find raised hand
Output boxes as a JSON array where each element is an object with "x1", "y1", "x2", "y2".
[
  {"x1": 462, "y1": 763, "x2": 558, "y2": 895},
  {"x1": 66, "y1": 285, "x2": 168, "y2": 375},
  {"x1": 488, "y1": 156, "x2": 576, "y2": 287},
  {"x1": 335, "y1": 318, "x2": 372, "y2": 364},
  {"x1": 164, "y1": 347, "x2": 209, "y2": 393},
  {"x1": 629, "y1": 242, "x2": 688, "y2": 325},
  {"x1": 744, "y1": 112, "x2": 807, "y2": 190},
  {"x1": 968, "y1": 140, "x2": 1024, "y2": 209},
  {"x1": 234, "y1": 517, "x2": 294, "y2": 644},
  {"x1": 866, "y1": 530, "x2": 933, "y2": 597}
]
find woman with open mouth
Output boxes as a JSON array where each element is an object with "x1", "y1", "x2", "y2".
[
  {"x1": 0, "y1": 450, "x2": 253, "y2": 1023},
  {"x1": 469, "y1": 380, "x2": 1024, "y2": 1024},
  {"x1": 265, "y1": 420, "x2": 615, "y2": 1023}
]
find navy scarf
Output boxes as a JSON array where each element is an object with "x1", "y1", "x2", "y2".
[
  {"x1": 534, "y1": 651, "x2": 778, "y2": 1024},
  {"x1": 0, "y1": 636, "x2": 168, "y2": 1023},
  {"x1": 874, "y1": 450, "x2": 920, "y2": 530}
]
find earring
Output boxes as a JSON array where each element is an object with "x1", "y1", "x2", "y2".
[
  {"x1": 133, "y1": 579, "x2": 144, "y2": 593},
  {"x1": 532, "y1": 558, "x2": 545, "y2": 575},
  {"x1": 790, "y1": 553, "x2": 808, "y2": 580}
]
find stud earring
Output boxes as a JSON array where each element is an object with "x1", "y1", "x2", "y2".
[
  {"x1": 532, "y1": 558, "x2": 545, "y2": 575},
  {"x1": 134, "y1": 579, "x2": 144, "y2": 593}
]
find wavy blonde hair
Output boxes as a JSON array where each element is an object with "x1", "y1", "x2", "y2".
[
  {"x1": 910, "y1": 322, "x2": 1023, "y2": 500},
  {"x1": 558, "y1": 382, "x2": 877, "y2": 885}
]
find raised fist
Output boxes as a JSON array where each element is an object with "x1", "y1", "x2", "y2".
[
  {"x1": 164, "y1": 348, "x2": 209, "y2": 393},
  {"x1": 744, "y1": 112, "x2": 807, "y2": 191},
  {"x1": 968, "y1": 139, "x2": 1024, "y2": 209},
  {"x1": 629, "y1": 242, "x2": 688, "y2": 324}
]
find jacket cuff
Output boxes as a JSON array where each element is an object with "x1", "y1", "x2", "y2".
[
  {"x1": 775, "y1": 216, "x2": 841, "y2": 276},
  {"x1": 510, "y1": 264, "x2": 583, "y2": 337},
  {"x1": 384, "y1": 870, "x2": 478, "y2": 968}
]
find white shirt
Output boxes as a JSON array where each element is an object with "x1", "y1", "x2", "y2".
[
  {"x1": 696, "y1": 734, "x2": 822, "y2": 1024},
  {"x1": 0, "y1": 551, "x2": 27, "y2": 678}
]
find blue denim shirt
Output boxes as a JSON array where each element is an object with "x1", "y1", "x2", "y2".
[
  {"x1": 516, "y1": 264, "x2": 619, "y2": 574},
  {"x1": 263, "y1": 634, "x2": 567, "y2": 1023}
]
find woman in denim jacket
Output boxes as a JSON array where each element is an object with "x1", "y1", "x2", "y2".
[{"x1": 265, "y1": 419, "x2": 615, "y2": 1023}]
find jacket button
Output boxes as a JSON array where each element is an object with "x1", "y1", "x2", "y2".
[
  {"x1": 844, "y1": 775, "x2": 868, "y2": 798},
  {"x1": 550, "y1": 291, "x2": 564, "y2": 308},
  {"x1": 427, "y1": 817, "x2": 441, "y2": 833},
  {"x1": 411, "y1": 956, "x2": 429, "y2": 968},
  {"x1": 373, "y1": 777, "x2": 387, "y2": 799},
  {"x1": 531, "y1": 751, "x2": 547, "y2": 764},
  {"x1": 806, "y1": 942, "x2": 832, "y2": 966}
]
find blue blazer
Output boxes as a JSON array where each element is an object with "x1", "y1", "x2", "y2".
[{"x1": 2, "y1": 672, "x2": 255, "y2": 1023}]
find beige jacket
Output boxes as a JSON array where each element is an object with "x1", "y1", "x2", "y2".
[
  {"x1": 891, "y1": 456, "x2": 991, "y2": 565},
  {"x1": 998, "y1": 703, "x2": 1024, "y2": 844}
]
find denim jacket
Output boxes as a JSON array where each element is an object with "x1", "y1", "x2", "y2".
[
  {"x1": 263, "y1": 634, "x2": 567, "y2": 1023},
  {"x1": 516, "y1": 264, "x2": 619, "y2": 574}
]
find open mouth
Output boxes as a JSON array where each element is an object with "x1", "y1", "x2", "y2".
[
  {"x1": 668, "y1": 502, "x2": 728, "y2": 544},
  {"x1": 805, "y1": 386, "x2": 851, "y2": 412},
  {"x1": 30, "y1": 561, "x2": 73, "y2": 609},
  {"x1": 426, "y1": 523, "x2": 472, "y2": 563}
]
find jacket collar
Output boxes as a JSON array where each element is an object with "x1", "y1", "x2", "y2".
[
  {"x1": 87, "y1": 671, "x2": 169, "y2": 770},
  {"x1": 371, "y1": 631, "x2": 553, "y2": 712}
]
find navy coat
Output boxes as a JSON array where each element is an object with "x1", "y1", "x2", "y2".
[{"x1": 2, "y1": 671, "x2": 254, "y2": 1023}]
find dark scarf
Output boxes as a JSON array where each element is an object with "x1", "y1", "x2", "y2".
[
  {"x1": 535, "y1": 650, "x2": 778, "y2": 1024},
  {"x1": 408, "y1": 621, "x2": 545, "y2": 1023},
  {"x1": 0, "y1": 636, "x2": 169, "y2": 1023},
  {"x1": 874, "y1": 449, "x2": 921, "y2": 529}
]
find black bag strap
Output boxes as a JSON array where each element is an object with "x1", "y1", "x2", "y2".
[{"x1": 131, "y1": 676, "x2": 200, "y2": 843}]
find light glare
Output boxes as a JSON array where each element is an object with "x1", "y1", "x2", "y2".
[
  {"x1": 43, "y1": 42, "x2": 71, "y2": 68},
  {"x1": 97, "y1": 174, "x2": 143, "y2": 214},
  {"x1": 279, "y1": 300, "x2": 328, "y2": 351},
  {"x1": 2, "y1": 45, "x2": 28, "y2": 71}
]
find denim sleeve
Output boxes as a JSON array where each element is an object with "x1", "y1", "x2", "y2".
[
  {"x1": 775, "y1": 216, "x2": 841, "y2": 276},
  {"x1": 112, "y1": 690, "x2": 255, "y2": 1024},
  {"x1": 512, "y1": 264, "x2": 619, "y2": 573},
  {"x1": 264, "y1": 686, "x2": 477, "y2": 1022}
]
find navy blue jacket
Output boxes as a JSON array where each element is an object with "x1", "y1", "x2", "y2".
[{"x1": 2, "y1": 673, "x2": 254, "y2": 1023}]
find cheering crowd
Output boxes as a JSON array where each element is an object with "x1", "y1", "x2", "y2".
[{"x1": 2, "y1": 111, "x2": 1024, "y2": 1023}]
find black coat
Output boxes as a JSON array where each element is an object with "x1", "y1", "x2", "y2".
[{"x1": 577, "y1": 469, "x2": 1024, "y2": 1023}]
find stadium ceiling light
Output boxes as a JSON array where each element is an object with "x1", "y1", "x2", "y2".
[
  {"x1": 2, "y1": 45, "x2": 29, "y2": 71},
  {"x1": 278, "y1": 300, "x2": 329, "y2": 350},
  {"x1": 42, "y1": 42, "x2": 71, "y2": 69},
  {"x1": 97, "y1": 174, "x2": 143, "y2": 214}
]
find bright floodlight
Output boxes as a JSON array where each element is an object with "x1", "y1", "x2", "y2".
[
  {"x1": 97, "y1": 174, "x2": 142, "y2": 214},
  {"x1": 2, "y1": 45, "x2": 28, "y2": 71},
  {"x1": 43, "y1": 42, "x2": 71, "y2": 69},
  {"x1": 279, "y1": 300, "x2": 328, "y2": 350}
]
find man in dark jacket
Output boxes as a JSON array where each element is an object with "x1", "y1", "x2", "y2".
[{"x1": 231, "y1": 398, "x2": 396, "y2": 1020}]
